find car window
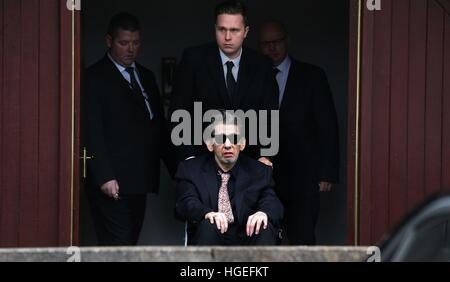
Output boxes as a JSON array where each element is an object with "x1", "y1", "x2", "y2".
[{"x1": 400, "y1": 216, "x2": 450, "y2": 261}]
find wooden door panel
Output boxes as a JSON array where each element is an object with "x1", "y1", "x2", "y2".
[
  {"x1": 0, "y1": 0, "x2": 79, "y2": 247},
  {"x1": 348, "y1": 0, "x2": 450, "y2": 245}
]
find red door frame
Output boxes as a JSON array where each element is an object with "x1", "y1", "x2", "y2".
[
  {"x1": 71, "y1": 0, "x2": 361, "y2": 247},
  {"x1": 346, "y1": 0, "x2": 361, "y2": 246},
  {"x1": 74, "y1": 5, "x2": 81, "y2": 247},
  {"x1": 60, "y1": 1, "x2": 81, "y2": 246}
]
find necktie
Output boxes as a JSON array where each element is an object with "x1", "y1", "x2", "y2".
[
  {"x1": 125, "y1": 67, "x2": 154, "y2": 119},
  {"x1": 273, "y1": 67, "x2": 280, "y2": 76},
  {"x1": 218, "y1": 171, "x2": 234, "y2": 223},
  {"x1": 226, "y1": 61, "x2": 236, "y2": 99},
  {"x1": 273, "y1": 67, "x2": 282, "y2": 106}
]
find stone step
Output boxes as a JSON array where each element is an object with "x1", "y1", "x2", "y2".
[{"x1": 0, "y1": 246, "x2": 371, "y2": 262}]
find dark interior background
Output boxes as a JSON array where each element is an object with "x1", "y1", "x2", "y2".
[{"x1": 80, "y1": 0, "x2": 349, "y2": 245}]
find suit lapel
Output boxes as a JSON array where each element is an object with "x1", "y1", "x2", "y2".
[
  {"x1": 104, "y1": 55, "x2": 150, "y2": 115},
  {"x1": 235, "y1": 48, "x2": 252, "y2": 108},
  {"x1": 208, "y1": 47, "x2": 232, "y2": 108},
  {"x1": 135, "y1": 65, "x2": 159, "y2": 119},
  {"x1": 201, "y1": 158, "x2": 219, "y2": 208},
  {"x1": 202, "y1": 156, "x2": 249, "y2": 224},
  {"x1": 280, "y1": 60, "x2": 304, "y2": 111},
  {"x1": 233, "y1": 160, "x2": 249, "y2": 224}
]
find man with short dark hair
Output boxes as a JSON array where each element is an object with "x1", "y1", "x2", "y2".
[
  {"x1": 175, "y1": 111, "x2": 283, "y2": 245},
  {"x1": 169, "y1": 0, "x2": 279, "y2": 166},
  {"x1": 85, "y1": 12, "x2": 175, "y2": 246}
]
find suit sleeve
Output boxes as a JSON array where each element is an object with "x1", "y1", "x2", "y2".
[
  {"x1": 257, "y1": 167, "x2": 284, "y2": 227},
  {"x1": 168, "y1": 48, "x2": 200, "y2": 163},
  {"x1": 259, "y1": 61, "x2": 280, "y2": 158},
  {"x1": 263, "y1": 63, "x2": 280, "y2": 111},
  {"x1": 85, "y1": 71, "x2": 115, "y2": 187},
  {"x1": 145, "y1": 70, "x2": 178, "y2": 179},
  {"x1": 175, "y1": 162, "x2": 213, "y2": 222},
  {"x1": 161, "y1": 119, "x2": 178, "y2": 179},
  {"x1": 312, "y1": 68, "x2": 340, "y2": 183}
]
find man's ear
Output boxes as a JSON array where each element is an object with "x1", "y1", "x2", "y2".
[
  {"x1": 206, "y1": 140, "x2": 214, "y2": 152},
  {"x1": 239, "y1": 138, "x2": 246, "y2": 151},
  {"x1": 244, "y1": 26, "x2": 250, "y2": 38},
  {"x1": 106, "y1": 35, "x2": 113, "y2": 48}
]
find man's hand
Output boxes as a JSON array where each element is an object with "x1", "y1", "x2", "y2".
[
  {"x1": 258, "y1": 157, "x2": 273, "y2": 167},
  {"x1": 205, "y1": 212, "x2": 229, "y2": 234},
  {"x1": 246, "y1": 211, "x2": 268, "y2": 237},
  {"x1": 100, "y1": 180, "x2": 120, "y2": 199},
  {"x1": 319, "y1": 181, "x2": 333, "y2": 192}
]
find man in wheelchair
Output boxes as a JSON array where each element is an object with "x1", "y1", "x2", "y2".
[{"x1": 175, "y1": 111, "x2": 283, "y2": 245}]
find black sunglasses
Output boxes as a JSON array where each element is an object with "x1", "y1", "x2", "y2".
[{"x1": 213, "y1": 134, "x2": 243, "y2": 145}]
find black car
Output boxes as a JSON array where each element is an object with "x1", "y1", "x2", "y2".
[{"x1": 379, "y1": 193, "x2": 450, "y2": 262}]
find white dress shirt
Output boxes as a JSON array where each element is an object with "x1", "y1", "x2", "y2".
[
  {"x1": 219, "y1": 48, "x2": 242, "y2": 86},
  {"x1": 107, "y1": 52, "x2": 154, "y2": 119},
  {"x1": 274, "y1": 55, "x2": 292, "y2": 106}
]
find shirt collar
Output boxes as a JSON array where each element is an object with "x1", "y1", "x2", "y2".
[
  {"x1": 107, "y1": 52, "x2": 136, "y2": 73},
  {"x1": 219, "y1": 47, "x2": 242, "y2": 68},
  {"x1": 275, "y1": 55, "x2": 291, "y2": 74},
  {"x1": 213, "y1": 154, "x2": 240, "y2": 179}
]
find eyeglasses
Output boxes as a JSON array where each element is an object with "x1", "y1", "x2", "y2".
[
  {"x1": 213, "y1": 134, "x2": 243, "y2": 145},
  {"x1": 259, "y1": 36, "x2": 286, "y2": 47}
]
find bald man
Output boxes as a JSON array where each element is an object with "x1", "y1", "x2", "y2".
[{"x1": 258, "y1": 21, "x2": 339, "y2": 245}]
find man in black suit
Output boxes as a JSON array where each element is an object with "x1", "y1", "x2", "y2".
[
  {"x1": 169, "y1": 0, "x2": 279, "y2": 165},
  {"x1": 175, "y1": 111, "x2": 283, "y2": 245},
  {"x1": 84, "y1": 13, "x2": 174, "y2": 246},
  {"x1": 258, "y1": 21, "x2": 339, "y2": 245}
]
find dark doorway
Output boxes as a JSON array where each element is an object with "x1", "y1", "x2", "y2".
[{"x1": 80, "y1": 0, "x2": 349, "y2": 245}]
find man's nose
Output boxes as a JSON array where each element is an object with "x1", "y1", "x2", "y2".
[
  {"x1": 224, "y1": 138, "x2": 232, "y2": 147},
  {"x1": 225, "y1": 31, "x2": 231, "y2": 41},
  {"x1": 268, "y1": 42, "x2": 277, "y2": 51}
]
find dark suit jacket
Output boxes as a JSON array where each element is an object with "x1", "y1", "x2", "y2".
[
  {"x1": 84, "y1": 55, "x2": 175, "y2": 194},
  {"x1": 175, "y1": 154, "x2": 283, "y2": 227},
  {"x1": 169, "y1": 42, "x2": 279, "y2": 161},
  {"x1": 273, "y1": 58, "x2": 339, "y2": 193}
]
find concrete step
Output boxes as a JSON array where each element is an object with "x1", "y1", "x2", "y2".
[{"x1": 0, "y1": 246, "x2": 371, "y2": 262}]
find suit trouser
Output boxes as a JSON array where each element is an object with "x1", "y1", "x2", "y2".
[
  {"x1": 274, "y1": 176, "x2": 320, "y2": 245},
  {"x1": 189, "y1": 219, "x2": 279, "y2": 246},
  {"x1": 86, "y1": 187, "x2": 146, "y2": 246}
]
